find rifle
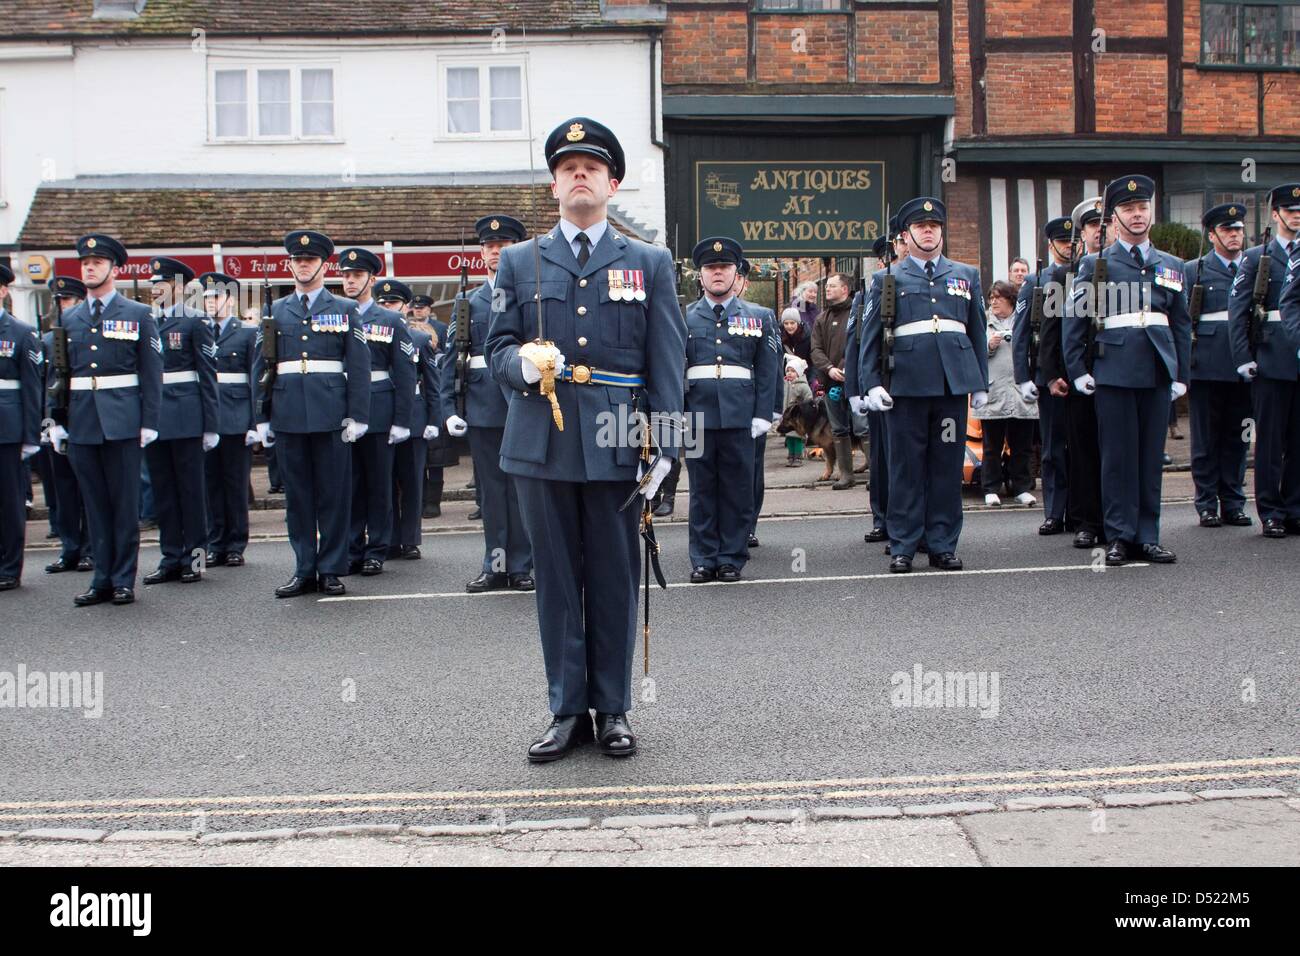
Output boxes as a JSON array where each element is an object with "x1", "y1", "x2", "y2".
[
  {"x1": 257, "y1": 252, "x2": 276, "y2": 420},
  {"x1": 46, "y1": 286, "x2": 70, "y2": 424},
  {"x1": 1028, "y1": 257, "x2": 1045, "y2": 381},
  {"x1": 452, "y1": 230, "x2": 472, "y2": 419},
  {"x1": 879, "y1": 204, "x2": 896, "y2": 390},
  {"x1": 1188, "y1": 227, "x2": 1206, "y2": 368},
  {"x1": 1086, "y1": 216, "x2": 1109, "y2": 372},
  {"x1": 1249, "y1": 226, "x2": 1272, "y2": 354}
]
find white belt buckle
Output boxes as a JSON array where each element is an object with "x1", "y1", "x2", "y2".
[{"x1": 714, "y1": 362, "x2": 723, "y2": 380}]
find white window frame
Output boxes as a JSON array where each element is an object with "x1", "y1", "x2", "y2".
[
  {"x1": 435, "y1": 57, "x2": 529, "y2": 142},
  {"x1": 207, "y1": 62, "x2": 341, "y2": 144}
]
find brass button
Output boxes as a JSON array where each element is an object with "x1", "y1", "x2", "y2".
[
  {"x1": 90, "y1": 345, "x2": 98, "y2": 351},
  {"x1": 932, "y1": 298, "x2": 937, "y2": 303},
  {"x1": 579, "y1": 278, "x2": 588, "y2": 288},
  {"x1": 933, "y1": 314, "x2": 939, "y2": 320},
  {"x1": 716, "y1": 355, "x2": 722, "y2": 361},
  {"x1": 577, "y1": 306, "x2": 587, "y2": 316},
  {"x1": 716, "y1": 338, "x2": 722, "y2": 343},
  {"x1": 90, "y1": 362, "x2": 98, "y2": 369},
  {"x1": 302, "y1": 319, "x2": 308, "y2": 325},
  {"x1": 91, "y1": 327, "x2": 98, "y2": 334},
  {"x1": 577, "y1": 336, "x2": 588, "y2": 346},
  {"x1": 302, "y1": 335, "x2": 309, "y2": 341},
  {"x1": 301, "y1": 351, "x2": 308, "y2": 357}
]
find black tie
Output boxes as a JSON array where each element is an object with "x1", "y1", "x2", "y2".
[
  {"x1": 301, "y1": 294, "x2": 310, "y2": 315},
  {"x1": 1131, "y1": 245, "x2": 1145, "y2": 269},
  {"x1": 1289, "y1": 242, "x2": 1300, "y2": 264},
  {"x1": 1229, "y1": 261, "x2": 1238, "y2": 281},
  {"x1": 92, "y1": 300, "x2": 103, "y2": 326},
  {"x1": 575, "y1": 232, "x2": 591, "y2": 268},
  {"x1": 925, "y1": 261, "x2": 934, "y2": 281},
  {"x1": 714, "y1": 303, "x2": 725, "y2": 320}
]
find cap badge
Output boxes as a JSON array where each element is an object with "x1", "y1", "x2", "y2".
[
  {"x1": 1064, "y1": 221, "x2": 1072, "y2": 231},
  {"x1": 383, "y1": 283, "x2": 391, "y2": 292},
  {"x1": 152, "y1": 260, "x2": 160, "y2": 270},
  {"x1": 1127, "y1": 180, "x2": 1137, "y2": 192},
  {"x1": 712, "y1": 241, "x2": 723, "y2": 252},
  {"x1": 490, "y1": 219, "x2": 500, "y2": 230},
  {"x1": 57, "y1": 279, "x2": 65, "y2": 289},
  {"x1": 86, "y1": 238, "x2": 97, "y2": 249},
  {"x1": 923, "y1": 201, "x2": 933, "y2": 212},
  {"x1": 1229, "y1": 207, "x2": 1238, "y2": 216},
  {"x1": 300, "y1": 235, "x2": 310, "y2": 246},
  {"x1": 1292, "y1": 187, "x2": 1300, "y2": 198},
  {"x1": 348, "y1": 251, "x2": 357, "y2": 260},
  {"x1": 566, "y1": 122, "x2": 585, "y2": 142}
]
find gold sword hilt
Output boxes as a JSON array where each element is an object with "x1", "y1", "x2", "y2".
[{"x1": 520, "y1": 339, "x2": 564, "y2": 431}]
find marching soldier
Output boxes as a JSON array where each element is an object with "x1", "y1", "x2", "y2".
[
  {"x1": 257, "y1": 230, "x2": 371, "y2": 598},
  {"x1": 199, "y1": 271, "x2": 261, "y2": 567},
  {"x1": 1012, "y1": 217, "x2": 1075, "y2": 535},
  {"x1": 338, "y1": 247, "x2": 415, "y2": 577},
  {"x1": 377, "y1": 279, "x2": 439, "y2": 560},
  {"x1": 40, "y1": 277, "x2": 93, "y2": 574},
  {"x1": 860, "y1": 197, "x2": 989, "y2": 572},
  {"x1": 1187, "y1": 204, "x2": 1253, "y2": 529},
  {"x1": 485, "y1": 116, "x2": 686, "y2": 761},
  {"x1": 45, "y1": 234, "x2": 162, "y2": 606},
  {"x1": 142, "y1": 257, "x2": 219, "y2": 586},
  {"x1": 441, "y1": 215, "x2": 534, "y2": 592},
  {"x1": 684, "y1": 238, "x2": 779, "y2": 583},
  {"x1": 736, "y1": 256, "x2": 780, "y2": 549},
  {"x1": 1063, "y1": 175, "x2": 1190, "y2": 566},
  {"x1": 0, "y1": 262, "x2": 43, "y2": 590}
]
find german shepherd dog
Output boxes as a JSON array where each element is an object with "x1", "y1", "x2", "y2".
[{"x1": 776, "y1": 398, "x2": 868, "y2": 482}]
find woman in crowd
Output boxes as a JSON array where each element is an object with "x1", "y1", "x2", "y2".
[{"x1": 975, "y1": 280, "x2": 1038, "y2": 507}]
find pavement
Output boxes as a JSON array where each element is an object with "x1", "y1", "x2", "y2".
[{"x1": 5, "y1": 419, "x2": 1296, "y2": 867}]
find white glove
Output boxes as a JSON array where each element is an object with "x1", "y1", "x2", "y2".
[
  {"x1": 140, "y1": 428, "x2": 159, "y2": 448},
  {"x1": 750, "y1": 417, "x2": 773, "y2": 439},
  {"x1": 388, "y1": 425, "x2": 411, "y2": 445},
  {"x1": 21, "y1": 444, "x2": 40, "y2": 460},
  {"x1": 202, "y1": 432, "x2": 220, "y2": 452},
  {"x1": 639, "y1": 456, "x2": 674, "y2": 500},
  {"x1": 47, "y1": 424, "x2": 69, "y2": 455},
  {"x1": 422, "y1": 424, "x2": 439, "y2": 441},
  {"x1": 867, "y1": 385, "x2": 894, "y2": 413},
  {"x1": 520, "y1": 347, "x2": 565, "y2": 385},
  {"x1": 256, "y1": 422, "x2": 275, "y2": 447},
  {"x1": 446, "y1": 415, "x2": 468, "y2": 437},
  {"x1": 341, "y1": 420, "x2": 369, "y2": 444},
  {"x1": 1237, "y1": 362, "x2": 1258, "y2": 380},
  {"x1": 244, "y1": 430, "x2": 258, "y2": 447},
  {"x1": 1074, "y1": 374, "x2": 1096, "y2": 395},
  {"x1": 970, "y1": 390, "x2": 989, "y2": 411},
  {"x1": 772, "y1": 411, "x2": 782, "y2": 423},
  {"x1": 1019, "y1": 381, "x2": 1039, "y2": 403},
  {"x1": 849, "y1": 395, "x2": 869, "y2": 416},
  {"x1": 1170, "y1": 381, "x2": 1188, "y2": 400}
]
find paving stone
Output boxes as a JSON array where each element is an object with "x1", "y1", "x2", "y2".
[
  {"x1": 600, "y1": 814, "x2": 698, "y2": 829},
  {"x1": 103, "y1": 830, "x2": 198, "y2": 843},
  {"x1": 902, "y1": 802, "x2": 999, "y2": 817},
  {"x1": 1100, "y1": 791, "x2": 1196, "y2": 808},
  {"x1": 19, "y1": 828, "x2": 107, "y2": 842},
  {"x1": 198, "y1": 828, "x2": 296, "y2": 844},
  {"x1": 812, "y1": 806, "x2": 903, "y2": 821},
  {"x1": 1004, "y1": 795, "x2": 1095, "y2": 811}
]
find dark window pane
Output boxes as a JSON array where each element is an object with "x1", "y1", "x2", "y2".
[
  {"x1": 1243, "y1": 5, "x2": 1278, "y2": 64},
  {"x1": 1283, "y1": 5, "x2": 1300, "y2": 66},
  {"x1": 1202, "y1": 3, "x2": 1240, "y2": 64}
]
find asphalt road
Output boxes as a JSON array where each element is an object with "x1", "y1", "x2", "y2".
[{"x1": 1, "y1": 501, "x2": 1296, "y2": 832}]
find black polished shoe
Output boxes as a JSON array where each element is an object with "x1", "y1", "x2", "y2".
[
  {"x1": 398, "y1": 546, "x2": 421, "y2": 560},
  {"x1": 1038, "y1": 518, "x2": 1065, "y2": 535},
  {"x1": 360, "y1": 559, "x2": 384, "y2": 577},
  {"x1": 1105, "y1": 541, "x2": 1129, "y2": 566},
  {"x1": 527, "y1": 714, "x2": 595, "y2": 763},
  {"x1": 206, "y1": 551, "x2": 228, "y2": 566},
  {"x1": 1198, "y1": 511, "x2": 1222, "y2": 528},
  {"x1": 0, "y1": 577, "x2": 17, "y2": 591},
  {"x1": 466, "y1": 507, "x2": 482, "y2": 521},
  {"x1": 424, "y1": 503, "x2": 442, "y2": 519},
  {"x1": 1073, "y1": 530, "x2": 1099, "y2": 549},
  {"x1": 717, "y1": 564, "x2": 741, "y2": 583},
  {"x1": 275, "y1": 575, "x2": 317, "y2": 599},
  {"x1": 74, "y1": 587, "x2": 114, "y2": 607},
  {"x1": 595, "y1": 712, "x2": 637, "y2": 757},
  {"x1": 1261, "y1": 518, "x2": 1287, "y2": 539},
  {"x1": 111, "y1": 587, "x2": 135, "y2": 605},
  {"x1": 509, "y1": 573, "x2": 535, "y2": 592},
  {"x1": 652, "y1": 495, "x2": 675, "y2": 518},
  {"x1": 1222, "y1": 510, "x2": 1253, "y2": 527},
  {"x1": 1284, "y1": 518, "x2": 1300, "y2": 536},
  {"x1": 1139, "y1": 543, "x2": 1177, "y2": 563},
  {"x1": 917, "y1": 541, "x2": 930, "y2": 554},
  {"x1": 76, "y1": 556, "x2": 94, "y2": 572},
  {"x1": 747, "y1": 533, "x2": 760, "y2": 548},
  {"x1": 689, "y1": 566, "x2": 716, "y2": 584},
  {"x1": 889, "y1": 555, "x2": 912, "y2": 573},
  {"x1": 225, "y1": 553, "x2": 245, "y2": 567},
  {"x1": 143, "y1": 567, "x2": 181, "y2": 585},
  {"x1": 318, "y1": 575, "x2": 346, "y2": 596},
  {"x1": 466, "y1": 571, "x2": 508, "y2": 593},
  {"x1": 179, "y1": 569, "x2": 202, "y2": 584},
  {"x1": 44, "y1": 557, "x2": 74, "y2": 574},
  {"x1": 346, "y1": 560, "x2": 363, "y2": 576},
  {"x1": 928, "y1": 552, "x2": 963, "y2": 571},
  {"x1": 863, "y1": 527, "x2": 888, "y2": 543}
]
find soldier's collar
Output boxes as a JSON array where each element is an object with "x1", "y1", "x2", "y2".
[
  {"x1": 702, "y1": 293, "x2": 736, "y2": 313},
  {"x1": 557, "y1": 217, "x2": 608, "y2": 250}
]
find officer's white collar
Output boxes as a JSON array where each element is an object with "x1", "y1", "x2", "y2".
[
  {"x1": 703, "y1": 293, "x2": 736, "y2": 311},
  {"x1": 87, "y1": 288, "x2": 117, "y2": 313},
  {"x1": 558, "y1": 218, "x2": 608, "y2": 250},
  {"x1": 1115, "y1": 237, "x2": 1152, "y2": 257}
]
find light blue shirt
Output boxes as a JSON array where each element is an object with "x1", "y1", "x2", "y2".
[
  {"x1": 1214, "y1": 251, "x2": 1242, "y2": 270},
  {"x1": 1116, "y1": 238, "x2": 1152, "y2": 260},
  {"x1": 87, "y1": 289, "x2": 118, "y2": 315},
  {"x1": 703, "y1": 294, "x2": 736, "y2": 312},
  {"x1": 908, "y1": 254, "x2": 940, "y2": 273},
  {"x1": 218, "y1": 317, "x2": 235, "y2": 338},
  {"x1": 558, "y1": 218, "x2": 607, "y2": 262},
  {"x1": 356, "y1": 298, "x2": 374, "y2": 316}
]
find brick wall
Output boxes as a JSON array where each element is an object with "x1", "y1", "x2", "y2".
[
  {"x1": 985, "y1": 55, "x2": 1075, "y2": 133},
  {"x1": 944, "y1": 175, "x2": 982, "y2": 267},
  {"x1": 1094, "y1": 54, "x2": 1166, "y2": 131},
  {"x1": 663, "y1": 8, "x2": 747, "y2": 85},
  {"x1": 1094, "y1": 0, "x2": 1167, "y2": 38},
  {"x1": 856, "y1": 10, "x2": 940, "y2": 84},
  {"x1": 984, "y1": 0, "x2": 1062, "y2": 37},
  {"x1": 753, "y1": 14, "x2": 849, "y2": 84},
  {"x1": 1182, "y1": 69, "x2": 1257, "y2": 135}
]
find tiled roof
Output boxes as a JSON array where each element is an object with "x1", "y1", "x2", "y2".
[
  {"x1": 6, "y1": 0, "x2": 617, "y2": 37},
  {"x1": 17, "y1": 183, "x2": 648, "y2": 248}
]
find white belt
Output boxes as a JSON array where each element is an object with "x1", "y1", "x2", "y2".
[
  {"x1": 687, "y1": 364, "x2": 752, "y2": 380},
  {"x1": 217, "y1": 372, "x2": 249, "y2": 384},
  {"x1": 0, "y1": 379, "x2": 20, "y2": 390},
  {"x1": 162, "y1": 370, "x2": 198, "y2": 384},
  {"x1": 1266, "y1": 309, "x2": 1282, "y2": 322},
  {"x1": 1198, "y1": 311, "x2": 1228, "y2": 322},
  {"x1": 1102, "y1": 311, "x2": 1169, "y2": 330},
  {"x1": 371, "y1": 370, "x2": 390, "y2": 382},
  {"x1": 277, "y1": 360, "x2": 344, "y2": 374},
  {"x1": 894, "y1": 318, "x2": 967, "y2": 336},
  {"x1": 71, "y1": 373, "x2": 139, "y2": 391},
  {"x1": 468, "y1": 355, "x2": 487, "y2": 369}
]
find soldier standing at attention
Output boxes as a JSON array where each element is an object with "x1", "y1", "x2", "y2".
[
  {"x1": 735, "y1": 257, "x2": 780, "y2": 549},
  {"x1": 338, "y1": 247, "x2": 414, "y2": 577},
  {"x1": 1064, "y1": 175, "x2": 1190, "y2": 566},
  {"x1": 860, "y1": 198, "x2": 989, "y2": 573},
  {"x1": 442, "y1": 215, "x2": 535, "y2": 592},
  {"x1": 0, "y1": 262, "x2": 43, "y2": 590},
  {"x1": 45, "y1": 234, "x2": 162, "y2": 606},
  {"x1": 684, "y1": 238, "x2": 778, "y2": 583},
  {"x1": 142, "y1": 257, "x2": 219, "y2": 586},
  {"x1": 199, "y1": 271, "x2": 261, "y2": 568},
  {"x1": 257, "y1": 230, "x2": 371, "y2": 598},
  {"x1": 1236, "y1": 184, "x2": 1300, "y2": 537},
  {"x1": 485, "y1": 117, "x2": 686, "y2": 762},
  {"x1": 1186, "y1": 204, "x2": 1253, "y2": 529}
]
